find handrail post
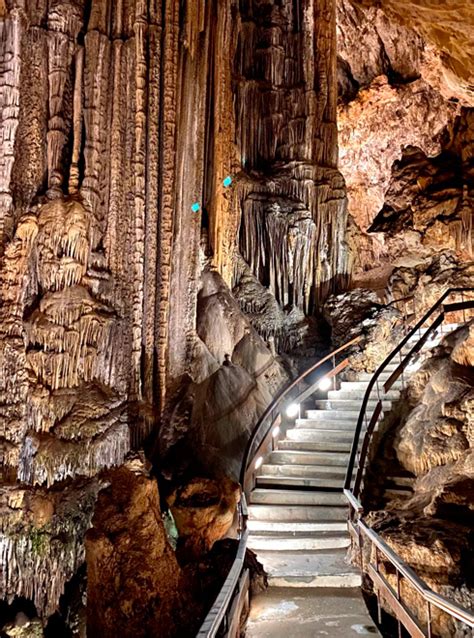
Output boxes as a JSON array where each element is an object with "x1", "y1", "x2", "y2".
[
  {"x1": 426, "y1": 601, "x2": 432, "y2": 638},
  {"x1": 398, "y1": 350, "x2": 405, "y2": 389},
  {"x1": 396, "y1": 570, "x2": 402, "y2": 638},
  {"x1": 374, "y1": 545, "x2": 382, "y2": 625},
  {"x1": 332, "y1": 354, "x2": 336, "y2": 391}
]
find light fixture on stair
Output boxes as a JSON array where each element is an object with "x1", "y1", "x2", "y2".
[
  {"x1": 254, "y1": 456, "x2": 264, "y2": 470},
  {"x1": 318, "y1": 376, "x2": 332, "y2": 391},
  {"x1": 286, "y1": 403, "x2": 300, "y2": 418},
  {"x1": 272, "y1": 425, "x2": 280, "y2": 437}
]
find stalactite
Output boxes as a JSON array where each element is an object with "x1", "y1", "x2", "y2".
[
  {"x1": 156, "y1": 0, "x2": 179, "y2": 409},
  {"x1": 69, "y1": 46, "x2": 84, "y2": 193},
  {"x1": 46, "y1": 3, "x2": 82, "y2": 196},
  {"x1": 236, "y1": 0, "x2": 349, "y2": 315},
  {"x1": 0, "y1": 10, "x2": 22, "y2": 250},
  {"x1": 142, "y1": 13, "x2": 161, "y2": 402}
]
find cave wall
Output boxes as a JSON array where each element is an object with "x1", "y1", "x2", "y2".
[
  {"x1": 235, "y1": 0, "x2": 350, "y2": 313},
  {"x1": 336, "y1": 0, "x2": 474, "y2": 286},
  {"x1": 0, "y1": 0, "x2": 348, "y2": 624},
  {"x1": 0, "y1": 0, "x2": 244, "y2": 619}
]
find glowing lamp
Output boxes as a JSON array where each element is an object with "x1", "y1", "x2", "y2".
[
  {"x1": 318, "y1": 377, "x2": 332, "y2": 391},
  {"x1": 191, "y1": 202, "x2": 201, "y2": 213},
  {"x1": 272, "y1": 425, "x2": 280, "y2": 438},
  {"x1": 223, "y1": 176, "x2": 233, "y2": 187},
  {"x1": 286, "y1": 403, "x2": 300, "y2": 418},
  {"x1": 255, "y1": 456, "x2": 263, "y2": 470}
]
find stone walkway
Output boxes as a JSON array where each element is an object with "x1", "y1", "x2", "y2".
[{"x1": 246, "y1": 587, "x2": 380, "y2": 638}]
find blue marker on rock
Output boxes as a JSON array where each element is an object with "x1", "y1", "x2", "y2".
[
  {"x1": 191, "y1": 202, "x2": 201, "y2": 213},
  {"x1": 223, "y1": 176, "x2": 232, "y2": 187}
]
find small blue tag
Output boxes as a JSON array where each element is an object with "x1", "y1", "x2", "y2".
[
  {"x1": 223, "y1": 176, "x2": 232, "y2": 187},
  {"x1": 191, "y1": 202, "x2": 201, "y2": 213}
]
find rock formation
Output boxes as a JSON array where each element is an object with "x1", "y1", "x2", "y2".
[
  {"x1": 0, "y1": 0, "x2": 348, "y2": 632},
  {"x1": 362, "y1": 325, "x2": 474, "y2": 637},
  {"x1": 0, "y1": 0, "x2": 472, "y2": 635},
  {"x1": 336, "y1": 0, "x2": 474, "y2": 286}
]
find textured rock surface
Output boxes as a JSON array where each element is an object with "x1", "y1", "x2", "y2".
[
  {"x1": 388, "y1": 252, "x2": 474, "y2": 316},
  {"x1": 353, "y1": 0, "x2": 474, "y2": 98},
  {"x1": 323, "y1": 288, "x2": 403, "y2": 372},
  {"x1": 363, "y1": 326, "x2": 474, "y2": 636},
  {"x1": 336, "y1": 0, "x2": 473, "y2": 282},
  {"x1": 0, "y1": 479, "x2": 100, "y2": 618},
  {"x1": 85, "y1": 460, "x2": 198, "y2": 638},
  {"x1": 235, "y1": 0, "x2": 351, "y2": 313},
  {"x1": 167, "y1": 477, "x2": 240, "y2": 559}
]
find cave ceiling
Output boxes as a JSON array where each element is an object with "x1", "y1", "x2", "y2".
[{"x1": 354, "y1": 0, "x2": 474, "y2": 97}]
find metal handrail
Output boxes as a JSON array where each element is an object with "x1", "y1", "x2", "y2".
[
  {"x1": 344, "y1": 287, "x2": 474, "y2": 636},
  {"x1": 197, "y1": 335, "x2": 361, "y2": 636},
  {"x1": 198, "y1": 288, "x2": 474, "y2": 637},
  {"x1": 240, "y1": 335, "x2": 361, "y2": 495},
  {"x1": 196, "y1": 526, "x2": 249, "y2": 637},
  {"x1": 344, "y1": 287, "x2": 474, "y2": 495},
  {"x1": 348, "y1": 501, "x2": 474, "y2": 629}
]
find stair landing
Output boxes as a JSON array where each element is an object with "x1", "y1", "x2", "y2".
[{"x1": 246, "y1": 587, "x2": 380, "y2": 637}]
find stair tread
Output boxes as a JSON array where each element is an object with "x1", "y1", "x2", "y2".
[
  {"x1": 269, "y1": 450, "x2": 350, "y2": 466},
  {"x1": 247, "y1": 521, "x2": 347, "y2": 532},
  {"x1": 255, "y1": 548, "x2": 361, "y2": 580},
  {"x1": 249, "y1": 530, "x2": 348, "y2": 539},
  {"x1": 250, "y1": 488, "x2": 346, "y2": 506},
  {"x1": 278, "y1": 440, "x2": 353, "y2": 452},
  {"x1": 248, "y1": 504, "x2": 348, "y2": 521},
  {"x1": 256, "y1": 476, "x2": 344, "y2": 489},
  {"x1": 262, "y1": 463, "x2": 347, "y2": 474}
]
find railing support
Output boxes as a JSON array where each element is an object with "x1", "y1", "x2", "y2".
[{"x1": 344, "y1": 287, "x2": 474, "y2": 638}]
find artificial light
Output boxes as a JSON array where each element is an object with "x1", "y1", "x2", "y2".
[
  {"x1": 318, "y1": 377, "x2": 332, "y2": 391},
  {"x1": 286, "y1": 403, "x2": 300, "y2": 418}
]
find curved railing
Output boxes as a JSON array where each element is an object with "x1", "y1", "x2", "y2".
[
  {"x1": 197, "y1": 335, "x2": 361, "y2": 636},
  {"x1": 344, "y1": 287, "x2": 474, "y2": 636},
  {"x1": 241, "y1": 335, "x2": 361, "y2": 498}
]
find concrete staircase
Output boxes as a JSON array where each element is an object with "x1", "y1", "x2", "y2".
[{"x1": 247, "y1": 324, "x2": 459, "y2": 588}]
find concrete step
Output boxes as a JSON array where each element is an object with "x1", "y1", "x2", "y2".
[
  {"x1": 305, "y1": 409, "x2": 361, "y2": 420},
  {"x1": 249, "y1": 488, "x2": 346, "y2": 506},
  {"x1": 314, "y1": 399, "x2": 392, "y2": 411},
  {"x1": 261, "y1": 463, "x2": 347, "y2": 478},
  {"x1": 256, "y1": 475, "x2": 344, "y2": 489},
  {"x1": 329, "y1": 389, "x2": 400, "y2": 401},
  {"x1": 340, "y1": 380, "x2": 403, "y2": 392},
  {"x1": 354, "y1": 372, "x2": 402, "y2": 383},
  {"x1": 286, "y1": 429, "x2": 355, "y2": 442},
  {"x1": 246, "y1": 588, "x2": 380, "y2": 637},
  {"x1": 268, "y1": 450, "x2": 350, "y2": 467},
  {"x1": 247, "y1": 520, "x2": 347, "y2": 533},
  {"x1": 248, "y1": 504, "x2": 348, "y2": 522},
  {"x1": 248, "y1": 532, "x2": 350, "y2": 552},
  {"x1": 295, "y1": 419, "x2": 362, "y2": 430},
  {"x1": 278, "y1": 439, "x2": 353, "y2": 453},
  {"x1": 294, "y1": 421, "x2": 365, "y2": 433},
  {"x1": 255, "y1": 549, "x2": 361, "y2": 588}
]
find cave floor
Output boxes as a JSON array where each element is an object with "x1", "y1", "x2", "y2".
[{"x1": 245, "y1": 587, "x2": 381, "y2": 637}]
